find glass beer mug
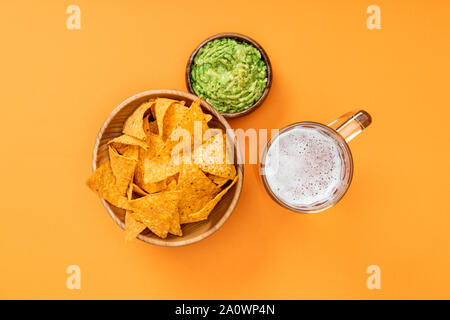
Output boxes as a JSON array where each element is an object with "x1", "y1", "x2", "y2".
[{"x1": 259, "y1": 110, "x2": 372, "y2": 213}]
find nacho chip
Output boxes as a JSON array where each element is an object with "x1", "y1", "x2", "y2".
[
  {"x1": 154, "y1": 98, "x2": 176, "y2": 138},
  {"x1": 125, "y1": 213, "x2": 147, "y2": 242},
  {"x1": 177, "y1": 164, "x2": 221, "y2": 221},
  {"x1": 120, "y1": 145, "x2": 139, "y2": 160},
  {"x1": 207, "y1": 174, "x2": 229, "y2": 187},
  {"x1": 181, "y1": 176, "x2": 238, "y2": 224},
  {"x1": 166, "y1": 179, "x2": 177, "y2": 191},
  {"x1": 135, "y1": 161, "x2": 167, "y2": 194},
  {"x1": 168, "y1": 205, "x2": 182, "y2": 237},
  {"x1": 108, "y1": 135, "x2": 144, "y2": 163},
  {"x1": 132, "y1": 183, "x2": 149, "y2": 196},
  {"x1": 170, "y1": 99, "x2": 209, "y2": 147},
  {"x1": 134, "y1": 133, "x2": 169, "y2": 191},
  {"x1": 157, "y1": 175, "x2": 182, "y2": 236},
  {"x1": 193, "y1": 133, "x2": 236, "y2": 179},
  {"x1": 136, "y1": 178, "x2": 167, "y2": 194},
  {"x1": 127, "y1": 191, "x2": 180, "y2": 238},
  {"x1": 108, "y1": 134, "x2": 149, "y2": 152},
  {"x1": 123, "y1": 100, "x2": 155, "y2": 140},
  {"x1": 162, "y1": 103, "x2": 189, "y2": 141},
  {"x1": 204, "y1": 113, "x2": 213, "y2": 123},
  {"x1": 124, "y1": 183, "x2": 146, "y2": 242},
  {"x1": 143, "y1": 116, "x2": 159, "y2": 138},
  {"x1": 150, "y1": 120, "x2": 159, "y2": 134},
  {"x1": 148, "y1": 121, "x2": 158, "y2": 134},
  {"x1": 144, "y1": 132, "x2": 165, "y2": 157},
  {"x1": 126, "y1": 181, "x2": 134, "y2": 200},
  {"x1": 109, "y1": 146, "x2": 137, "y2": 195},
  {"x1": 141, "y1": 142, "x2": 180, "y2": 183},
  {"x1": 86, "y1": 161, "x2": 128, "y2": 209}
]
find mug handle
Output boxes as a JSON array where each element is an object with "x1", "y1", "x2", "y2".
[{"x1": 328, "y1": 110, "x2": 372, "y2": 142}]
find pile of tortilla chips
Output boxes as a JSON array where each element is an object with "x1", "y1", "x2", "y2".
[{"x1": 87, "y1": 98, "x2": 238, "y2": 241}]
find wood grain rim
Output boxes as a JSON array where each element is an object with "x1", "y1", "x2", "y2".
[
  {"x1": 92, "y1": 89, "x2": 244, "y2": 247},
  {"x1": 186, "y1": 32, "x2": 272, "y2": 119}
]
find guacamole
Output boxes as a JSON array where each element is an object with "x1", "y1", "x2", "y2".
[{"x1": 190, "y1": 38, "x2": 268, "y2": 113}]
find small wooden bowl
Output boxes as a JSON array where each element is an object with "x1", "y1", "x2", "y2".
[
  {"x1": 186, "y1": 32, "x2": 272, "y2": 118},
  {"x1": 92, "y1": 89, "x2": 244, "y2": 246}
]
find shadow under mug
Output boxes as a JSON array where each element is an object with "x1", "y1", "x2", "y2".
[{"x1": 259, "y1": 110, "x2": 372, "y2": 213}]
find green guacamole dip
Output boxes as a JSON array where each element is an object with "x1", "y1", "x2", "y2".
[{"x1": 190, "y1": 38, "x2": 268, "y2": 113}]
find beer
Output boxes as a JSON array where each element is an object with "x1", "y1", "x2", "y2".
[{"x1": 263, "y1": 125, "x2": 345, "y2": 208}]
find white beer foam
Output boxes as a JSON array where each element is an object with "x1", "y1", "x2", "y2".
[{"x1": 265, "y1": 127, "x2": 343, "y2": 206}]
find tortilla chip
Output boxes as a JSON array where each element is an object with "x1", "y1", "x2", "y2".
[
  {"x1": 127, "y1": 191, "x2": 180, "y2": 238},
  {"x1": 135, "y1": 163, "x2": 167, "y2": 194},
  {"x1": 150, "y1": 120, "x2": 159, "y2": 134},
  {"x1": 108, "y1": 135, "x2": 144, "y2": 162},
  {"x1": 145, "y1": 132, "x2": 165, "y2": 157},
  {"x1": 123, "y1": 100, "x2": 155, "y2": 140},
  {"x1": 204, "y1": 113, "x2": 213, "y2": 123},
  {"x1": 134, "y1": 133, "x2": 169, "y2": 190},
  {"x1": 162, "y1": 103, "x2": 189, "y2": 141},
  {"x1": 177, "y1": 164, "x2": 221, "y2": 221},
  {"x1": 126, "y1": 181, "x2": 133, "y2": 200},
  {"x1": 166, "y1": 180, "x2": 177, "y2": 191},
  {"x1": 120, "y1": 145, "x2": 139, "y2": 160},
  {"x1": 154, "y1": 98, "x2": 176, "y2": 138},
  {"x1": 143, "y1": 114, "x2": 157, "y2": 138},
  {"x1": 86, "y1": 161, "x2": 128, "y2": 209},
  {"x1": 125, "y1": 213, "x2": 147, "y2": 242},
  {"x1": 171, "y1": 99, "x2": 209, "y2": 147},
  {"x1": 150, "y1": 99, "x2": 185, "y2": 119},
  {"x1": 193, "y1": 133, "x2": 236, "y2": 179},
  {"x1": 149, "y1": 121, "x2": 158, "y2": 134},
  {"x1": 109, "y1": 146, "x2": 138, "y2": 195},
  {"x1": 132, "y1": 183, "x2": 148, "y2": 196},
  {"x1": 124, "y1": 183, "x2": 146, "y2": 242},
  {"x1": 207, "y1": 174, "x2": 229, "y2": 187},
  {"x1": 141, "y1": 142, "x2": 180, "y2": 183},
  {"x1": 168, "y1": 205, "x2": 182, "y2": 236},
  {"x1": 137, "y1": 178, "x2": 167, "y2": 194},
  {"x1": 181, "y1": 176, "x2": 238, "y2": 224},
  {"x1": 158, "y1": 175, "x2": 182, "y2": 236},
  {"x1": 108, "y1": 134, "x2": 149, "y2": 152}
]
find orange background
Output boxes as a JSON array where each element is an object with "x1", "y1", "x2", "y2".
[{"x1": 1, "y1": 0, "x2": 450, "y2": 299}]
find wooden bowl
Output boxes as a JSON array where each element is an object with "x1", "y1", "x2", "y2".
[
  {"x1": 92, "y1": 89, "x2": 244, "y2": 246},
  {"x1": 186, "y1": 32, "x2": 272, "y2": 119}
]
